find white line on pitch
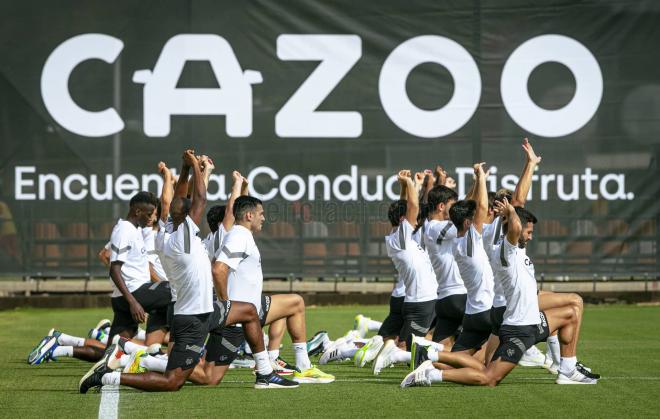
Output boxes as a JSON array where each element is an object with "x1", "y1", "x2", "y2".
[{"x1": 98, "y1": 384, "x2": 119, "y2": 419}]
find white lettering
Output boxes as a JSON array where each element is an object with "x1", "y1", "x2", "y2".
[
  {"x1": 63, "y1": 174, "x2": 88, "y2": 201},
  {"x1": 114, "y1": 174, "x2": 140, "y2": 200},
  {"x1": 15, "y1": 166, "x2": 36, "y2": 200},
  {"x1": 599, "y1": 173, "x2": 628, "y2": 200},
  {"x1": 308, "y1": 174, "x2": 331, "y2": 201},
  {"x1": 247, "y1": 166, "x2": 278, "y2": 201},
  {"x1": 207, "y1": 174, "x2": 227, "y2": 201},
  {"x1": 279, "y1": 174, "x2": 306, "y2": 201},
  {"x1": 332, "y1": 165, "x2": 358, "y2": 202},
  {"x1": 38, "y1": 174, "x2": 61, "y2": 200},
  {"x1": 361, "y1": 175, "x2": 383, "y2": 202}
]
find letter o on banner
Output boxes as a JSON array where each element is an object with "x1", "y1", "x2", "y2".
[
  {"x1": 501, "y1": 34, "x2": 603, "y2": 138},
  {"x1": 379, "y1": 35, "x2": 481, "y2": 138}
]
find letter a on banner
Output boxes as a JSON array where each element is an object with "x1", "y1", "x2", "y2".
[{"x1": 133, "y1": 34, "x2": 263, "y2": 137}]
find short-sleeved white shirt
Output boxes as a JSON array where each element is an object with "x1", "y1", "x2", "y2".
[
  {"x1": 492, "y1": 238, "x2": 540, "y2": 326},
  {"x1": 142, "y1": 228, "x2": 168, "y2": 282},
  {"x1": 215, "y1": 225, "x2": 263, "y2": 313},
  {"x1": 424, "y1": 220, "x2": 467, "y2": 299},
  {"x1": 109, "y1": 219, "x2": 150, "y2": 298},
  {"x1": 204, "y1": 226, "x2": 228, "y2": 262},
  {"x1": 391, "y1": 275, "x2": 406, "y2": 298},
  {"x1": 452, "y1": 225, "x2": 495, "y2": 314},
  {"x1": 157, "y1": 216, "x2": 213, "y2": 315},
  {"x1": 483, "y1": 218, "x2": 507, "y2": 308},
  {"x1": 385, "y1": 219, "x2": 437, "y2": 303}
]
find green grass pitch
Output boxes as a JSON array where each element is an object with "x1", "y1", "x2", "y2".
[{"x1": 1, "y1": 304, "x2": 659, "y2": 418}]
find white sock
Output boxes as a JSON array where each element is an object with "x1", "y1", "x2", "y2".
[
  {"x1": 254, "y1": 351, "x2": 274, "y2": 375},
  {"x1": 268, "y1": 350, "x2": 279, "y2": 362},
  {"x1": 139, "y1": 355, "x2": 167, "y2": 373},
  {"x1": 353, "y1": 338, "x2": 369, "y2": 345},
  {"x1": 339, "y1": 347, "x2": 359, "y2": 359},
  {"x1": 100, "y1": 334, "x2": 109, "y2": 345},
  {"x1": 135, "y1": 329, "x2": 146, "y2": 341},
  {"x1": 427, "y1": 369, "x2": 443, "y2": 383},
  {"x1": 427, "y1": 351, "x2": 439, "y2": 362},
  {"x1": 122, "y1": 340, "x2": 147, "y2": 355},
  {"x1": 293, "y1": 342, "x2": 311, "y2": 370},
  {"x1": 367, "y1": 320, "x2": 383, "y2": 331},
  {"x1": 101, "y1": 371, "x2": 121, "y2": 386},
  {"x1": 52, "y1": 346, "x2": 73, "y2": 357},
  {"x1": 119, "y1": 354, "x2": 131, "y2": 368},
  {"x1": 416, "y1": 337, "x2": 444, "y2": 352},
  {"x1": 57, "y1": 333, "x2": 85, "y2": 347},
  {"x1": 547, "y1": 335, "x2": 560, "y2": 364},
  {"x1": 390, "y1": 349, "x2": 411, "y2": 363},
  {"x1": 559, "y1": 356, "x2": 577, "y2": 375}
]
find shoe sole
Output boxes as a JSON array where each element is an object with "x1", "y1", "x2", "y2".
[
  {"x1": 254, "y1": 383, "x2": 299, "y2": 389},
  {"x1": 363, "y1": 342, "x2": 384, "y2": 366},
  {"x1": 518, "y1": 360, "x2": 546, "y2": 367},
  {"x1": 556, "y1": 375, "x2": 597, "y2": 385},
  {"x1": 79, "y1": 359, "x2": 106, "y2": 393},
  {"x1": 95, "y1": 319, "x2": 112, "y2": 330}
]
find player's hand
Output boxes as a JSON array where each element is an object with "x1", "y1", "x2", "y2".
[
  {"x1": 397, "y1": 170, "x2": 411, "y2": 183},
  {"x1": 444, "y1": 176, "x2": 456, "y2": 189},
  {"x1": 129, "y1": 300, "x2": 147, "y2": 323},
  {"x1": 435, "y1": 165, "x2": 447, "y2": 186},
  {"x1": 493, "y1": 197, "x2": 514, "y2": 218},
  {"x1": 522, "y1": 138, "x2": 542, "y2": 165},
  {"x1": 473, "y1": 162, "x2": 486, "y2": 177},
  {"x1": 182, "y1": 149, "x2": 197, "y2": 167}
]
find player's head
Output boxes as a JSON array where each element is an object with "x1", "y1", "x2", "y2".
[
  {"x1": 515, "y1": 206, "x2": 538, "y2": 248},
  {"x1": 493, "y1": 188, "x2": 513, "y2": 216},
  {"x1": 448, "y1": 199, "x2": 477, "y2": 234},
  {"x1": 387, "y1": 200, "x2": 407, "y2": 227},
  {"x1": 129, "y1": 191, "x2": 158, "y2": 228},
  {"x1": 206, "y1": 205, "x2": 226, "y2": 233},
  {"x1": 234, "y1": 196, "x2": 264, "y2": 232},
  {"x1": 170, "y1": 197, "x2": 192, "y2": 227},
  {"x1": 428, "y1": 185, "x2": 458, "y2": 219},
  {"x1": 487, "y1": 191, "x2": 497, "y2": 221}
]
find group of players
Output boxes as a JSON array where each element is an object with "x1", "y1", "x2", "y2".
[{"x1": 27, "y1": 138, "x2": 599, "y2": 392}]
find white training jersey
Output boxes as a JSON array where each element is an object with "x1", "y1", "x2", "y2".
[
  {"x1": 385, "y1": 219, "x2": 437, "y2": 303},
  {"x1": 391, "y1": 275, "x2": 406, "y2": 298},
  {"x1": 452, "y1": 225, "x2": 495, "y2": 314},
  {"x1": 108, "y1": 219, "x2": 150, "y2": 298},
  {"x1": 483, "y1": 218, "x2": 507, "y2": 308},
  {"x1": 204, "y1": 226, "x2": 228, "y2": 262},
  {"x1": 156, "y1": 216, "x2": 213, "y2": 316},
  {"x1": 215, "y1": 225, "x2": 263, "y2": 314},
  {"x1": 424, "y1": 219, "x2": 467, "y2": 299},
  {"x1": 492, "y1": 238, "x2": 540, "y2": 326},
  {"x1": 142, "y1": 228, "x2": 168, "y2": 282}
]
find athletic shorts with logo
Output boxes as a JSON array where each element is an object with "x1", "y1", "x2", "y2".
[
  {"x1": 378, "y1": 296, "x2": 405, "y2": 337},
  {"x1": 205, "y1": 295, "x2": 271, "y2": 366},
  {"x1": 167, "y1": 299, "x2": 231, "y2": 371},
  {"x1": 432, "y1": 293, "x2": 467, "y2": 342},
  {"x1": 451, "y1": 308, "x2": 493, "y2": 352},
  {"x1": 399, "y1": 300, "x2": 436, "y2": 347},
  {"x1": 492, "y1": 311, "x2": 550, "y2": 364},
  {"x1": 109, "y1": 281, "x2": 172, "y2": 339}
]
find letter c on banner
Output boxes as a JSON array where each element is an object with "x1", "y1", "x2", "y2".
[
  {"x1": 379, "y1": 35, "x2": 481, "y2": 138},
  {"x1": 41, "y1": 34, "x2": 125, "y2": 137},
  {"x1": 500, "y1": 34, "x2": 603, "y2": 138}
]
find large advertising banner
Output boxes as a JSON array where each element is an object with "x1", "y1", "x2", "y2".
[{"x1": 0, "y1": 1, "x2": 658, "y2": 277}]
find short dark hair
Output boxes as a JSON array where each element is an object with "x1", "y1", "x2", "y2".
[
  {"x1": 449, "y1": 200, "x2": 477, "y2": 232},
  {"x1": 428, "y1": 185, "x2": 458, "y2": 211},
  {"x1": 387, "y1": 200, "x2": 407, "y2": 227},
  {"x1": 515, "y1": 207, "x2": 538, "y2": 225},
  {"x1": 495, "y1": 188, "x2": 513, "y2": 202},
  {"x1": 233, "y1": 196, "x2": 263, "y2": 220},
  {"x1": 207, "y1": 205, "x2": 226, "y2": 233},
  {"x1": 129, "y1": 191, "x2": 158, "y2": 209}
]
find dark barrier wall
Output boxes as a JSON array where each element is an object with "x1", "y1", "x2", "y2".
[{"x1": 0, "y1": 1, "x2": 658, "y2": 277}]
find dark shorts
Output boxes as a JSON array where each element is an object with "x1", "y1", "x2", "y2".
[
  {"x1": 166, "y1": 312, "x2": 210, "y2": 371},
  {"x1": 492, "y1": 311, "x2": 551, "y2": 364},
  {"x1": 399, "y1": 300, "x2": 436, "y2": 347},
  {"x1": 378, "y1": 296, "x2": 405, "y2": 337},
  {"x1": 259, "y1": 295, "x2": 271, "y2": 326},
  {"x1": 451, "y1": 309, "x2": 493, "y2": 352},
  {"x1": 166, "y1": 301, "x2": 175, "y2": 333},
  {"x1": 205, "y1": 325, "x2": 244, "y2": 365},
  {"x1": 490, "y1": 305, "x2": 507, "y2": 335},
  {"x1": 108, "y1": 281, "x2": 172, "y2": 341},
  {"x1": 432, "y1": 293, "x2": 467, "y2": 342}
]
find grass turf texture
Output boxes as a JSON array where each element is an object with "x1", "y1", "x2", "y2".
[{"x1": 1, "y1": 305, "x2": 659, "y2": 418}]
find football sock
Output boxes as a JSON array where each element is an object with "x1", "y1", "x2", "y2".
[
  {"x1": 547, "y1": 335, "x2": 560, "y2": 364},
  {"x1": 416, "y1": 337, "x2": 444, "y2": 352},
  {"x1": 101, "y1": 371, "x2": 121, "y2": 386},
  {"x1": 367, "y1": 320, "x2": 383, "y2": 331},
  {"x1": 134, "y1": 329, "x2": 146, "y2": 341},
  {"x1": 292, "y1": 342, "x2": 312, "y2": 370},
  {"x1": 254, "y1": 351, "x2": 274, "y2": 375},
  {"x1": 119, "y1": 354, "x2": 130, "y2": 368},
  {"x1": 559, "y1": 356, "x2": 577, "y2": 375},
  {"x1": 57, "y1": 333, "x2": 85, "y2": 347},
  {"x1": 122, "y1": 340, "x2": 147, "y2": 355},
  {"x1": 427, "y1": 369, "x2": 443, "y2": 383},
  {"x1": 268, "y1": 350, "x2": 280, "y2": 362},
  {"x1": 140, "y1": 355, "x2": 167, "y2": 373},
  {"x1": 52, "y1": 346, "x2": 73, "y2": 357},
  {"x1": 427, "y1": 350, "x2": 439, "y2": 362},
  {"x1": 390, "y1": 349, "x2": 412, "y2": 363}
]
